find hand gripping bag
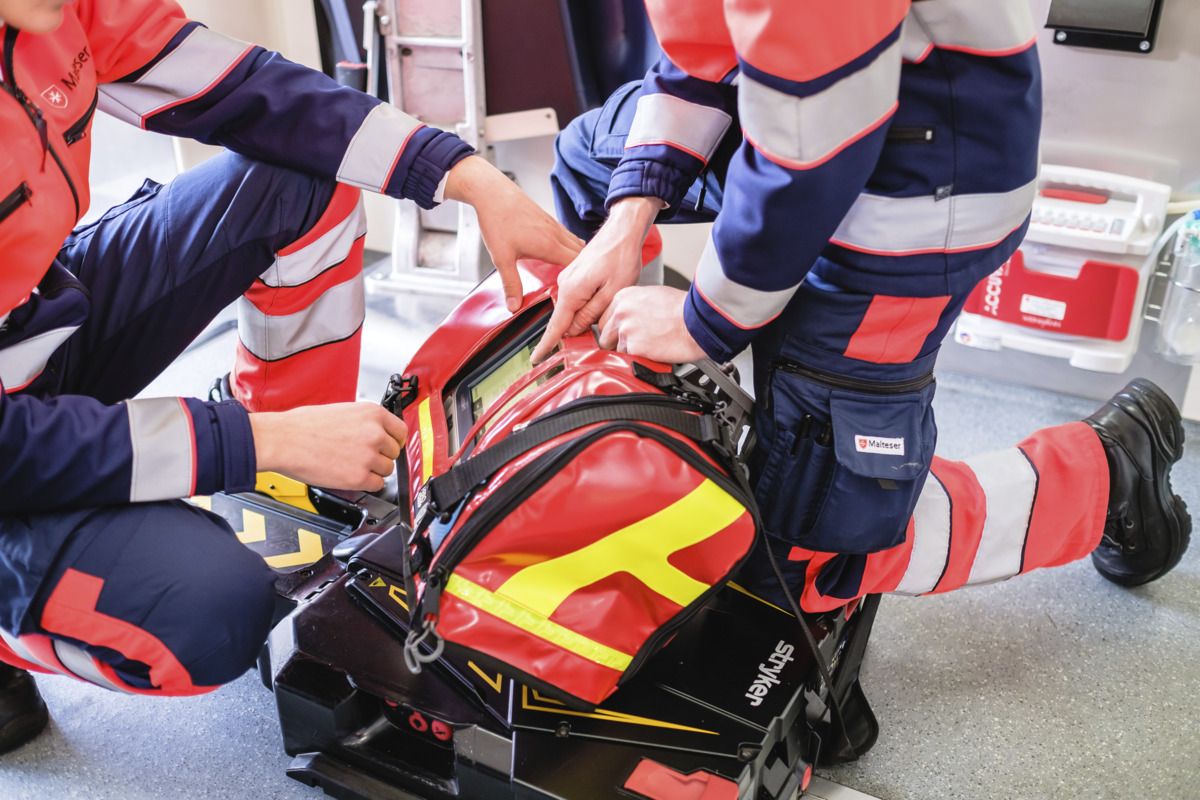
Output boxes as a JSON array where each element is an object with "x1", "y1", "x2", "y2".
[{"x1": 391, "y1": 260, "x2": 759, "y2": 708}]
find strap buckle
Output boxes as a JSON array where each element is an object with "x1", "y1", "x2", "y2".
[{"x1": 381, "y1": 374, "x2": 419, "y2": 415}]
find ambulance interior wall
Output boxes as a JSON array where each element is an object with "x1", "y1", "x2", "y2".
[{"x1": 936, "y1": 0, "x2": 1200, "y2": 415}]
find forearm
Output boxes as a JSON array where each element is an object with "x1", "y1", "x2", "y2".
[
  {"x1": 0, "y1": 392, "x2": 255, "y2": 514},
  {"x1": 603, "y1": 197, "x2": 664, "y2": 246}
]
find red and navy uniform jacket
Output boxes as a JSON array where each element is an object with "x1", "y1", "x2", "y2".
[
  {"x1": 0, "y1": 0, "x2": 472, "y2": 514},
  {"x1": 609, "y1": 0, "x2": 1042, "y2": 363}
]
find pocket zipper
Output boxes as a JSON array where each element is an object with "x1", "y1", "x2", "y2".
[
  {"x1": 63, "y1": 91, "x2": 98, "y2": 145},
  {"x1": 0, "y1": 182, "x2": 32, "y2": 223},
  {"x1": 886, "y1": 125, "x2": 935, "y2": 144},
  {"x1": 775, "y1": 359, "x2": 935, "y2": 395}
]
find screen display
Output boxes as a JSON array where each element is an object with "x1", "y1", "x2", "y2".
[
  {"x1": 470, "y1": 340, "x2": 538, "y2": 424},
  {"x1": 446, "y1": 310, "x2": 563, "y2": 453},
  {"x1": 1047, "y1": 0, "x2": 1157, "y2": 35}
]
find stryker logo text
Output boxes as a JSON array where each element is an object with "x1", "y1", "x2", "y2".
[{"x1": 745, "y1": 640, "x2": 795, "y2": 707}]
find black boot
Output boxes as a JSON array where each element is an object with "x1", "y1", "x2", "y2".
[
  {"x1": 1085, "y1": 379, "x2": 1192, "y2": 586},
  {"x1": 0, "y1": 663, "x2": 49, "y2": 755}
]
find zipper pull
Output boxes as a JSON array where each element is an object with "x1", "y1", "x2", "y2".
[
  {"x1": 33, "y1": 106, "x2": 48, "y2": 171},
  {"x1": 694, "y1": 168, "x2": 709, "y2": 213}
]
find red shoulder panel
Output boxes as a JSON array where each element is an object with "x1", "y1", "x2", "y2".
[
  {"x1": 644, "y1": 0, "x2": 739, "y2": 82},
  {"x1": 72, "y1": 0, "x2": 189, "y2": 83},
  {"x1": 725, "y1": 0, "x2": 910, "y2": 83}
]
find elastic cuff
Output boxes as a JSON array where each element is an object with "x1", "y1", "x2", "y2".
[
  {"x1": 184, "y1": 398, "x2": 257, "y2": 495},
  {"x1": 386, "y1": 127, "x2": 475, "y2": 209},
  {"x1": 606, "y1": 160, "x2": 692, "y2": 215},
  {"x1": 683, "y1": 289, "x2": 738, "y2": 363}
]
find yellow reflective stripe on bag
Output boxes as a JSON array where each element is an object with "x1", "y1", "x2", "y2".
[
  {"x1": 443, "y1": 574, "x2": 634, "y2": 671},
  {"x1": 418, "y1": 398, "x2": 435, "y2": 482},
  {"x1": 497, "y1": 479, "x2": 747, "y2": 615},
  {"x1": 442, "y1": 479, "x2": 749, "y2": 671}
]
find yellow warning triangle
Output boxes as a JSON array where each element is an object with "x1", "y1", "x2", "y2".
[{"x1": 369, "y1": 577, "x2": 386, "y2": 588}]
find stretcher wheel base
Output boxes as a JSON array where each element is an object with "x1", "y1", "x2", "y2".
[{"x1": 287, "y1": 752, "x2": 426, "y2": 800}]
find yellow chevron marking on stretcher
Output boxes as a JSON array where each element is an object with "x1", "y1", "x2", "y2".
[
  {"x1": 467, "y1": 661, "x2": 504, "y2": 693},
  {"x1": 388, "y1": 585, "x2": 410, "y2": 612},
  {"x1": 418, "y1": 398, "x2": 435, "y2": 482},
  {"x1": 495, "y1": 479, "x2": 747, "y2": 617},
  {"x1": 189, "y1": 496, "x2": 212, "y2": 511},
  {"x1": 520, "y1": 687, "x2": 717, "y2": 736},
  {"x1": 263, "y1": 529, "x2": 325, "y2": 569},
  {"x1": 444, "y1": 575, "x2": 634, "y2": 672},
  {"x1": 235, "y1": 510, "x2": 267, "y2": 545},
  {"x1": 726, "y1": 581, "x2": 793, "y2": 617}
]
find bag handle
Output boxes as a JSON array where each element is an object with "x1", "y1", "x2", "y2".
[{"x1": 422, "y1": 399, "x2": 724, "y2": 518}]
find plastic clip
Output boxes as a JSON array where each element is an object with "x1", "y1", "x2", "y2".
[
  {"x1": 403, "y1": 618, "x2": 445, "y2": 675},
  {"x1": 381, "y1": 374, "x2": 419, "y2": 415}
]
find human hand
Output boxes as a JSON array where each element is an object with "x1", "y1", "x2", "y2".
[
  {"x1": 530, "y1": 197, "x2": 662, "y2": 364},
  {"x1": 250, "y1": 403, "x2": 407, "y2": 492},
  {"x1": 445, "y1": 156, "x2": 583, "y2": 312},
  {"x1": 597, "y1": 285, "x2": 706, "y2": 364}
]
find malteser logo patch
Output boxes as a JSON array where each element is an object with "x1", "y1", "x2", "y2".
[
  {"x1": 855, "y1": 435, "x2": 905, "y2": 455},
  {"x1": 41, "y1": 85, "x2": 68, "y2": 109}
]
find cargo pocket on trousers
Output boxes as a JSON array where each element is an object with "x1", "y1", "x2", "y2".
[
  {"x1": 800, "y1": 390, "x2": 936, "y2": 554},
  {"x1": 755, "y1": 413, "x2": 837, "y2": 545}
]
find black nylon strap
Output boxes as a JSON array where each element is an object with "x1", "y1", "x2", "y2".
[{"x1": 427, "y1": 402, "x2": 721, "y2": 512}]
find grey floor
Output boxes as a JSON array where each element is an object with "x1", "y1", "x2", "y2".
[{"x1": 3, "y1": 118, "x2": 1198, "y2": 800}]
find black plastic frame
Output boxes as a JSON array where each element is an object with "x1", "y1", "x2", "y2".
[{"x1": 1046, "y1": 0, "x2": 1165, "y2": 54}]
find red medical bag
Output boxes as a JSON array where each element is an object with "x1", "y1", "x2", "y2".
[{"x1": 393, "y1": 260, "x2": 758, "y2": 707}]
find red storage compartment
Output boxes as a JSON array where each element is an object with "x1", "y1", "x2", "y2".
[{"x1": 963, "y1": 249, "x2": 1140, "y2": 340}]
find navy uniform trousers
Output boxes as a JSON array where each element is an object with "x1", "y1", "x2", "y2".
[
  {"x1": 0, "y1": 153, "x2": 337, "y2": 694},
  {"x1": 551, "y1": 82, "x2": 1109, "y2": 611}
]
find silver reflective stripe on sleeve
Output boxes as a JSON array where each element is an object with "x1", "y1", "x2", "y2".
[
  {"x1": 964, "y1": 448, "x2": 1037, "y2": 586},
  {"x1": 693, "y1": 234, "x2": 797, "y2": 330},
  {"x1": 53, "y1": 640, "x2": 125, "y2": 692},
  {"x1": 336, "y1": 103, "x2": 425, "y2": 193},
  {"x1": 899, "y1": 13, "x2": 934, "y2": 62},
  {"x1": 626, "y1": 93, "x2": 733, "y2": 163},
  {"x1": 99, "y1": 26, "x2": 253, "y2": 125},
  {"x1": 261, "y1": 197, "x2": 367, "y2": 287},
  {"x1": 738, "y1": 39, "x2": 901, "y2": 170},
  {"x1": 910, "y1": 0, "x2": 1037, "y2": 54},
  {"x1": 893, "y1": 473, "x2": 952, "y2": 596},
  {"x1": 237, "y1": 272, "x2": 365, "y2": 361},
  {"x1": 830, "y1": 179, "x2": 1036, "y2": 255},
  {"x1": 126, "y1": 397, "x2": 196, "y2": 503},
  {"x1": 0, "y1": 325, "x2": 79, "y2": 390}
]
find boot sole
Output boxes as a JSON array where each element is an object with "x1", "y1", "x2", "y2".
[{"x1": 1093, "y1": 379, "x2": 1192, "y2": 587}]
